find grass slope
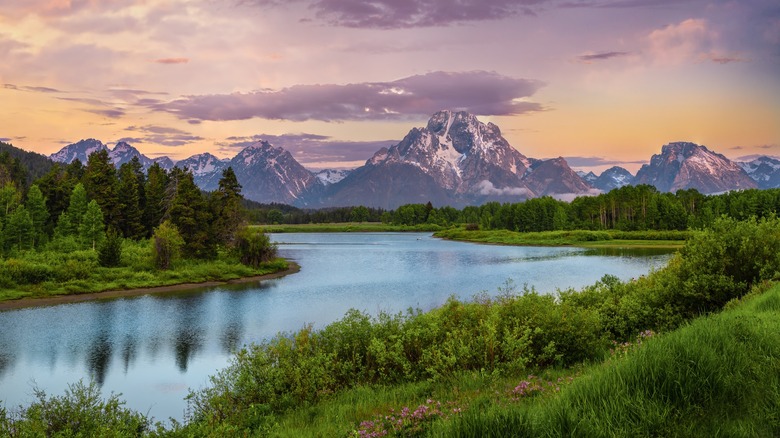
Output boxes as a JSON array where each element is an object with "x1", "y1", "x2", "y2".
[{"x1": 433, "y1": 283, "x2": 780, "y2": 437}]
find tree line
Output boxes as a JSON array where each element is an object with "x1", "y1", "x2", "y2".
[
  {"x1": 0, "y1": 148, "x2": 274, "y2": 269},
  {"x1": 379, "y1": 185, "x2": 780, "y2": 232}
]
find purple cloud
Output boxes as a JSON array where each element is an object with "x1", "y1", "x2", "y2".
[
  {"x1": 217, "y1": 133, "x2": 398, "y2": 167},
  {"x1": 0, "y1": 137, "x2": 12, "y2": 142},
  {"x1": 124, "y1": 125, "x2": 205, "y2": 147},
  {"x1": 85, "y1": 108, "x2": 126, "y2": 118},
  {"x1": 156, "y1": 71, "x2": 544, "y2": 122},
  {"x1": 3, "y1": 83, "x2": 62, "y2": 93},
  {"x1": 577, "y1": 51, "x2": 631, "y2": 63},
  {"x1": 240, "y1": 0, "x2": 545, "y2": 28}
]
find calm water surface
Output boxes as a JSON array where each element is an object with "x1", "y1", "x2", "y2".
[{"x1": 0, "y1": 233, "x2": 673, "y2": 421}]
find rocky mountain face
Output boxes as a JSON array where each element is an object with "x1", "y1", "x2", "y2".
[
  {"x1": 524, "y1": 157, "x2": 592, "y2": 197},
  {"x1": 314, "y1": 169, "x2": 351, "y2": 185},
  {"x1": 152, "y1": 156, "x2": 175, "y2": 171},
  {"x1": 577, "y1": 171, "x2": 598, "y2": 185},
  {"x1": 634, "y1": 142, "x2": 756, "y2": 194},
  {"x1": 50, "y1": 139, "x2": 108, "y2": 164},
  {"x1": 229, "y1": 141, "x2": 324, "y2": 205},
  {"x1": 319, "y1": 111, "x2": 590, "y2": 208},
  {"x1": 53, "y1": 118, "x2": 770, "y2": 209},
  {"x1": 592, "y1": 166, "x2": 634, "y2": 192},
  {"x1": 176, "y1": 153, "x2": 229, "y2": 191},
  {"x1": 109, "y1": 142, "x2": 154, "y2": 169},
  {"x1": 738, "y1": 156, "x2": 780, "y2": 189}
]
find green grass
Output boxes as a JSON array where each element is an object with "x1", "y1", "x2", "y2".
[
  {"x1": 0, "y1": 239, "x2": 289, "y2": 302},
  {"x1": 434, "y1": 228, "x2": 688, "y2": 248},
  {"x1": 254, "y1": 222, "x2": 445, "y2": 233},
  {"x1": 431, "y1": 283, "x2": 780, "y2": 437}
]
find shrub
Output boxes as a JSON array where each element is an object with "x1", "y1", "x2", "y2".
[
  {"x1": 151, "y1": 220, "x2": 184, "y2": 270},
  {"x1": 233, "y1": 227, "x2": 277, "y2": 268},
  {"x1": 97, "y1": 229, "x2": 123, "y2": 268},
  {"x1": 0, "y1": 381, "x2": 151, "y2": 437}
]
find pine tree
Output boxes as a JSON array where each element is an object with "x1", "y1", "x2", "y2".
[
  {"x1": 117, "y1": 162, "x2": 145, "y2": 240},
  {"x1": 167, "y1": 169, "x2": 215, "y2": 259},
  {"x1": 144, "y1": 163, "x2": 168, "y2": 235},
  {"x1": 80, "y1": 200, "x2": 105, "y2": 250},
  {"x1": 82, "y1": 149, "x2": 120, "y2": 231},
  {"x1": 212, "y1": 167, "x2": 245, "y2": 247},
  {"x1": 34, "y1": 163, "x2": 75, "y2": 232},
  {"x1": 26, "y1": 185, "x2": 49, "y2": 247}
]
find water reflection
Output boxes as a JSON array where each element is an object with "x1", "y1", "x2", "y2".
[{"x1": 0, "y1": 233, "x2": 674, "y2": 420}]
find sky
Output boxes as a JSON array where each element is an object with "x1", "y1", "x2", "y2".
[{"x1": 1, "y1": 0, "x2": 778, "y2": 174}]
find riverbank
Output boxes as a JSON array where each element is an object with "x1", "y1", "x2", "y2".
[
  {"x1": 255, "y1": 222, "x2": 444, "y2": 233},
  {"x1": 434, "y1": 229, "x2": 687, "y2": 248},
  {"x1": 0, "y1": 261, "x2": 299, "y2": 311}
]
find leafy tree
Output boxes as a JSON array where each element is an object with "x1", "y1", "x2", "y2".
[
  {"x1": 82, "y1": 149, "x2": 120, "y2": 230},
  {"x1": 350, "y1": 205, "x2": 370, "y2": 223},
  {"x1": 152, "y1": 220, "x2": 184, "y2": 270},
  {"x1": 5, "y1": 206, "x2": 33, "y2": 251},
  {"x1": 98, "y1": 228, "x2": 123, "y2": 267},
  {"x1": 53, "y1": 211, "x2": 74, "y2": 239},
  {"x1": 0, "y1": 183, "x2": 20, "y2": 221},
  {"x1": 26, "y1": 185, "x2": 49, "y2": 247},
  {"x1": 80, "y1": 200, "x2": 105, "y2": 250},
  {"x1": 67, "y1": 182, "x2": 89, "y2": 231},
  {"x1": 266, "y1": 209, "x2": 284, "y2": 224}
]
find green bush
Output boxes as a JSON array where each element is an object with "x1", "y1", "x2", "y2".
[
  {"x1": 98, "y1": 229, "x2": 123, "y2": 268},
  {"x1": 3, "y1": 258, "x2": 55, "y2": 284},
  {"x1": 233, "y1": 227, "x2": 277, "y2": 268},
  {"x1": 0, "y1": 381, "x2": 151, "y2": 437},
  {"x1": 152, "y1": 220, "x2": 184, "y2": 270}
]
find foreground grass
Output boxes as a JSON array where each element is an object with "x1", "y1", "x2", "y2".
[
  {"x1": 212, "y1": 282, "x2": 780, "y2": 437},
  {"x1": 254, "y1": 222, "x2": 445, "y2": 233},
  {"x1": 434, "y1": 228, "x2": 688, "y2": 248},
  {"x1": 0, "y1": 239, "x2": 288, "y2": 302},
  {"x1": 431, "y1": 282, "x2": 780, "y2": 437}
]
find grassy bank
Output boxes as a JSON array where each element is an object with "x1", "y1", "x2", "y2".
[
  {"x1": 254, "y1": 222, "x2": 445, "y2": 233},
  {"x1": 0, "y1": 238, "x2": 288, "y2": 302},
  {"x1": 434, "y1": 228, "x2": 688, "y2": 248},
  {"x1": 432, "y1": 282, "x2": 780, "y2": 437}
]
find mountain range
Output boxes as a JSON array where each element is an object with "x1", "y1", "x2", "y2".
[{"x1": 48, "y1": 111, "x2": 778, "y2": 208}]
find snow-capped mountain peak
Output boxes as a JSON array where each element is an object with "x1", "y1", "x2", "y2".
[
  {"x1": 635, "y1": 141, "x2": 756, "y2": 193},
  {"x1": 49, "y1": 138, "x2": 108, "y2": 164},
  {"x1": 314, "y1": 169, "x2": 352, "y2": 185},
  {"x1": 738, "y1": 156, "x2": 780, "y2": 189}
]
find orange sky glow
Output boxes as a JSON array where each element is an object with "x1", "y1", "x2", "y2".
[{"x1": 1, "y1": 0, "x2": 778, "y2": 174}]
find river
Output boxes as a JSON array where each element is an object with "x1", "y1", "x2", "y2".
[{"x1": 0, "y1": 232, "x2": 673, "y2": 421}]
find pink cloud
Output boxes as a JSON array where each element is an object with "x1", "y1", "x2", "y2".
[
  {"x1": 155, "y1": 71, "x2": 545, "y2": 122},
  {"x1": 648, "y1": 18, "x2": 718, "y2": 65},
  {"x1": 153, "y1": 58, "x2": 190, "y2": 64}
]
